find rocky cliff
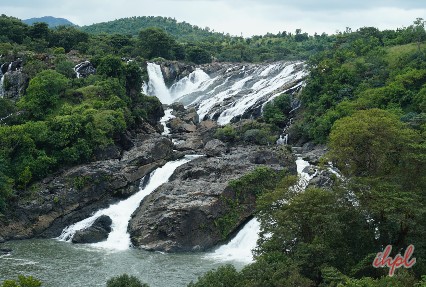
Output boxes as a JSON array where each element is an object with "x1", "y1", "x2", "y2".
[{"x1": 0, "y1": 131, "x2": 175, "y2": 242}]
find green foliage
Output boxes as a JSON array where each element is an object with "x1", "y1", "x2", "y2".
[
  {"x1": 329, "y1": 109, "x2": 418, "y2": 177},
  {"x1": 262, "y1": 93, "x2": 292, "y2": 127},
  {"x1": 138, "y1": 28, "x2": 177, "y2": 59},
  {"x1": 214, "y1": 125, "x2": 238, "y2": 142},
  {"x1": 214, "y1": 120, "x2": 279, "y2": 145},
  {"x1": 96, "y1": 55, "x2": 125, "y2": 79},
  {"x1": 0, "y1": 275, "x2": 42, "y2": 287},
  {"x1": 18, "y1": 70, "x2": 68, "y2": 119},
  {"x1": 106, "y1": 274, "x2": 149, "y2": 287},
  {"x1": 215, "y1": 167, "x2": 286, "y2": 239},
  {"x1": 186, "y1": 45, "x2": 211, "y2": 64},
  {"x1": 188, "y1": 265, "x2": 242, "y2": 287}
]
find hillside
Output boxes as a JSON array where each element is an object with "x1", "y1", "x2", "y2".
[
  {"x1": 80, "y1": 16, "x2": 227, "y2": 42},
  {"x1": 23, "y1": 16, "x2": 75, "y2": 27}
]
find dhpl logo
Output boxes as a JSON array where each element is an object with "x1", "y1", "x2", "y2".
[{"x1": 372, "y1": 244, "x2": 416, "y2": 276}]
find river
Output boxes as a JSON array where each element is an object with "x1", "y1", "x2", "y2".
[{"x1": 0, "y1": 239, "x2": 246, "y2": 287}]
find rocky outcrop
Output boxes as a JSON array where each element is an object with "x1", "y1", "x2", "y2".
[
  {"x1": 74, "y1": 61, "x2": 96, "y2": 78},
  {"x1": 128, "y1": 145, "x2": 295, "y2": 252},
  {"x1": 0, "y1": 134, "x2": 175, "y2": 241},
  {"x1": 204, "y1": 139, "x2": 226, "y2": 157},
  {"x1": 164, "y1": 104, "x2": 218, "y2": 154},
  {"x1": 72, "y1": 215, "x2": 112, "y2": 244},
  {"x1": 0, "y1": 59, "x2": 28, "y2": 101},
  {"x1": 158, "y1": 61, "x2": 195, "y2": 86}
]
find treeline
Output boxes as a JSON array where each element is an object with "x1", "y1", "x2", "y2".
[
  {"x1": 187, "y1": 19, "x2": 426, "y2": 287},
  {"x1": 0, "y1": 15, "x2": 165, "y2": 211}
]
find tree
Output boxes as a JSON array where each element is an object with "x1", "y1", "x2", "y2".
[
  {"x1": 28, "y1": 22, "x2": 50, "y2": 40},
  {"x1": 18, "y1": 70, "x2": 68, "y2": 119},
  {"x1": 106, "y1": 274, "x2": 149, "y2": 287},
  {"x1": 0, "y1": 275, "x2": 42, "y2": 287},
  {"x1": 186, "y1": 46, "x2": 211, "y2": 64},
  {"x1": 138, "y1": 28, "x2": 176, "y2": 59},
  {"x1": 328, "y1": 109, "x2": 417, "y2": 177}
]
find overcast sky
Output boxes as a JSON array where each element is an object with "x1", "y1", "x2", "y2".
[{"x1": 2, "y1": 0, "x2": 425, "y2": 36}]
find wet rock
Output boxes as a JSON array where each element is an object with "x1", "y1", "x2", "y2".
[
  {"x1": 2, "y1": 70, "x2": 28, "y2": 101},
  {"x1": 74, "y1": 61, "x2": 96, "y2": 78},
  {"x1": 0, "y1": 248, "x2": 12, "y2": 254},
  {"x1": 204, "y1": 139, "x2": 226, "y2": 157},
  {"x1": 168, "y1": 118, "x2": 197, "y2": 133},
  {"x1": 128, "y1": 145, "x2": 296, "y2": 252},
  {"x1": 72, "y1": 215, "x2": 112, "y2": 244},
  {"x1": 0, "y1": 134, "x2": 176, "y2": 241}
]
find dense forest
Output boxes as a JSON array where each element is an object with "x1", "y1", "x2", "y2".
[{"x1": 0, "y1": 13, "x2": 425, "y2": 287}]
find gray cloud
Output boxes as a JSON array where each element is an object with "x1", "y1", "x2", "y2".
[{"x1": 1, "y1": 0, "x2": 424, "y2": 36}]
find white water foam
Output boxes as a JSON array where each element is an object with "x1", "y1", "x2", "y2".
[
  {"x1": 207, "y1": 157, "x2": 314, "y2": 263},
  {"x1": 58, "y1": 156, "x2": 198, "y2": 251},
  {"x1": 145, "y1": 63, "x2": 173, "y2": 104},
  {"x1": 208, "y1": 218, "x2": 260, "y2": 264},
  {"x1": 145, "y1": 61, "x2": 307, "y2": 123},
  {"x1": 160, "y1": 108, "x2": 175, "y2": 136}
]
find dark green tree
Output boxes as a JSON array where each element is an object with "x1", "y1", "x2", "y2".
[
  {"x1": 106, "y1": 274, "x2": 149, "y2": 287},
  {"x1": 138, "y1": 27, "x2": 176, "y2": 59}
]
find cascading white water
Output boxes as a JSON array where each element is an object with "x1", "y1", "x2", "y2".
[
  {"x1": 58, "y1": 156, "x2": 197, "y2": 251},
  {"x1": 208, "y1": 218, "x2": 260, "y2": 264},
  {"x1": 169, "y1": 68, "x2": 211, "y2": 99},
  {"x1": 144, "y1": 61, "x2": 307, "y2": 124},
  {"x1": 207, "y1": 157, "x2": 313, "y2": 263},
  {"x1": 145, "y1": 63, "x2": 173, "y2": 104},
  {"x1": 216, "y1": 62, "x2": 305, "y2": 125},
  {"x1": 160, "y1": 108, "x2": 175, "y2": 136},
  {"x1": 0, "y1": 72, "x2": 4, "y2": 98}
]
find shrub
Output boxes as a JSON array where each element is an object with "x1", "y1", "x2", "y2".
[{"x1": 106, "y1": 274, "x2": 149, "y2": 287}]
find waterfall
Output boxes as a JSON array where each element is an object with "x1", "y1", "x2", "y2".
[
  {"x1": 207, "y1": 157, "x2": 314, "y2": 263},
  {"x1": 169, "y1": 68, "x2": 211, "y2": 99},
  {"x1": 144, "y1": 61, "x2": 307, "y2": 123},
  {"x1": 57, "y1": 156, "x2": 198, "y2": 251},
  {"x1": 208, "y1": 218, "x2": 260, "y2": 264},
  {"x1": 145, "y1": 63, "x2": 173, "y2": 104},
  {"x1": 0, "y1": 70, "x2": 4, "y2": 98},
  {"x1": 160, "y1": 108, "x2": 175, "y2": 136}
]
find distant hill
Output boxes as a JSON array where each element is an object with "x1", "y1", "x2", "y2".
[
  {"x1": 23, "y1": 16, "x2": 76, "y2": 27},
  {"x1": 80, "y1": 16, "x2": 229, "y2": 42}
]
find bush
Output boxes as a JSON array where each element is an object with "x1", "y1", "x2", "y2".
[
  {"x1": 106, "y1": 274, "x2": 149, "y2": 287},
  {"x1": 1, "y1": 275, "x2": 42, "y2": 287}
]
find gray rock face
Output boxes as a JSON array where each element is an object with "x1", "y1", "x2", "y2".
[
  {"x1": 128, "y1": 145, "x2": 295, "y2": 252},
  {"x1": 72, "y1": 215, "x2": 112, "y2": 244},
  {"x1": 74, "y1": 61, "x2": 96, "y2": 78},
  {"x1": 204, "y1": 139, "x2": 226, "y2": 157},
  {"x1": 0, "y1": 134, "x2": 175, "y2": 241},
  {"x1": 1, "y1": 59, "x2": 28, "y2": 101}
]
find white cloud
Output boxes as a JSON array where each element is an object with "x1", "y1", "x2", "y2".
[{"x1": 1, "y1": 0, "x2": 424, "y2": 36}]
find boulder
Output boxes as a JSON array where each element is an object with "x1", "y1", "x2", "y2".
[
  {"x1": 0, "y1": 248, "x2": 12, "y2": 254},
  {"x1": 204, "y1": 139, "x2": 226, "y2": 157},
  {"x1": 168, "y1": 118, "x2": 197, "y2": 133},
  {"x1": 2, "y1": 70, "x2": 28, "y2": 101},
  {"x1": 128, "y1": 145, "x2": 296, "y2": 252},
  {"x1": 72, "y1": 215, "x2": 112, "y2": 244},
  {"x1": 74, "y1": 61, "x2": 96, "y2": 78},
  {"x1": 0, "y1": 134, "x2": 177, "y2": 241}
]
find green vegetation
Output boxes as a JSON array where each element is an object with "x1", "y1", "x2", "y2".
[
  {"x1": 214, "y1": 120, "x2": 279, "y2": 145},
  {"x1": 215, "y1": 167, "x2": 287, "y2": 239},
  {"x1": 0, "y1": 14, "x2": 164, "y2": 212},
  {"x1": 0, "y1": 12, "x2": 425, "y2": 287},
  {"x1": 299, "y1": 23, "x2": 426, "y2": 143},
  {"x1": 106, "y1": 274, "x2": 149, "y2": 287},
  {"x1": 0, "y1": 275, "x2": 42, "y2": 287},
  {"x1": 190, "y1": 19, "x2": 426, "y2": 287}
]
